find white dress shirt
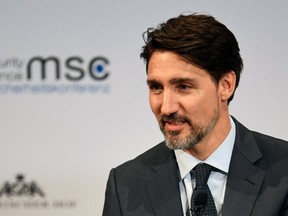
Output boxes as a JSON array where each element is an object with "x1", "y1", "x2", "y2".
[{"x1": 174, "y1": 117, "x2": 236, "y2": 216}]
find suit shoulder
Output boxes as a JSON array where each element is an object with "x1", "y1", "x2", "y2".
[
  {"x1": 233, "y1": 117, "x2": 288, "y2": 153},
  {"x1": 114, "y1": 141, "x2": 172, "y2": 175},
  {"x1": 251, "y1": 130, "x2": 288, "y2": 154}
]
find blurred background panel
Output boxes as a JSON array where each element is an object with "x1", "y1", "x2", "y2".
[{"x1": 0, "y1": 0, "x2": 287, "y2": 215}]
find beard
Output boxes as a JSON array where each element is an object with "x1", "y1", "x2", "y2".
[{"x1": 160, "y1": 108, "x2": 220, "y2": 150}]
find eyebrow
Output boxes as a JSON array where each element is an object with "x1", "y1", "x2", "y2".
[
  {"x1": 146, "y1": 79, "x2": 159, "y2": 86},
  {"x1": 169, "y1": 77, "x2": 196, "y2": 85},
  {"x1": 146, "y1": 77, "x2": 197, "y2": 86}
]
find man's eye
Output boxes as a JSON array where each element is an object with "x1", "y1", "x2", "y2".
[
  {"x1": 149, "y1": 84, "x2": 162, "y2": 93},
  {"x1": 177, "y1": 84, "x2": 191, "y2": 91}
]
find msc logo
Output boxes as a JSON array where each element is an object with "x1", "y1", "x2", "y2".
[
  {"x1": 27, "y1": 56, "x2": 109, "y2": 81},
  {"x1": 0, "y1": 174, "x2": 45, "y2": 198}
]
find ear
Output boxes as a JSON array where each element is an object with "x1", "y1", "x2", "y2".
[{"x1": 218, "y1": 71, "x2": 236, "y2": 102}]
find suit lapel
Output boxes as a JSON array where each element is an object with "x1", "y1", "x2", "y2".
[
  {"x1": 144, "y1": 145, "x2": 184, "y2": 216},
  {"x1": 222, "y1": 118, "x2": 265, "y2": 216}
]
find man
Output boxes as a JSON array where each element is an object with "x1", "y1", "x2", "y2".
[{"x1": 103, "y1": 13, "x2": 288, "y2": 216}]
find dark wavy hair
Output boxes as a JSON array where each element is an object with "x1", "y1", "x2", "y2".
[{"x1": 140, "y1": 13, "x2": 243, "y2": 103}]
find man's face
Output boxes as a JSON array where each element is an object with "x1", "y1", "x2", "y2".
[{"x1": 147, "y1": 51, "x2": 222, "y2": 150}]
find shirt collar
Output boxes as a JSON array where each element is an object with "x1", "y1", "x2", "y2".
[{"x1": 175, "y1": 116, "x2": 236, "y2": 180}]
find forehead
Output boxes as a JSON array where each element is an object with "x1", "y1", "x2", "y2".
[{"x1": 147, "y1": 51, "x2": 210, "y2": 81}]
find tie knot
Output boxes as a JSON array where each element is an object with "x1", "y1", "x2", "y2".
[{"x1": 193, "y1": 163, "x2": 212, "y2": 186}]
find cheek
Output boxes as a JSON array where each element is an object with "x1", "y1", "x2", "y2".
[
  {"x1": 149, "y1": 96, "x2": 160, "y2": 114},
  {"x1": 181, "y1": 96, "x2": 214, "y2": 117}
]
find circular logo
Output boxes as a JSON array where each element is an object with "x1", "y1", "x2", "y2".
[{"x1": 89, "y1": 57, "x2": 109, "y2": 80}]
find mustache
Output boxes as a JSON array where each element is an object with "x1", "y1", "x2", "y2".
[{"x1": 160, "y1": 114, "x2": 191, "y2": 125}]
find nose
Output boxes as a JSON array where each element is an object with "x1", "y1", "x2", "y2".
[{"x1": 160, "y1": 89, "x2": 179, "y2": 116}]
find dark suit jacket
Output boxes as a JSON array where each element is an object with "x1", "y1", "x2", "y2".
[{"x1": 103, "y1": 118, "x2": 288, "y2": 216}]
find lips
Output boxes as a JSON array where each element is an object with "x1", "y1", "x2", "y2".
[
  {"x1": 171, "y1": 120, "x2": 183, "y2": 124},
  {"x1": 165, "y1": 119, "x2": 184, "y2": 125},
  {"x1": 160, "y1": 115, "x2": 190, "y2": 132},
  {"x1": 164, "y1": 120, "x2": 186, "y2": 131}
]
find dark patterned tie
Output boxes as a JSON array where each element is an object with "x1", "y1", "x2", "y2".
[{"x1": 190, "y1": 163, "x2": 217, "y2": 216}]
